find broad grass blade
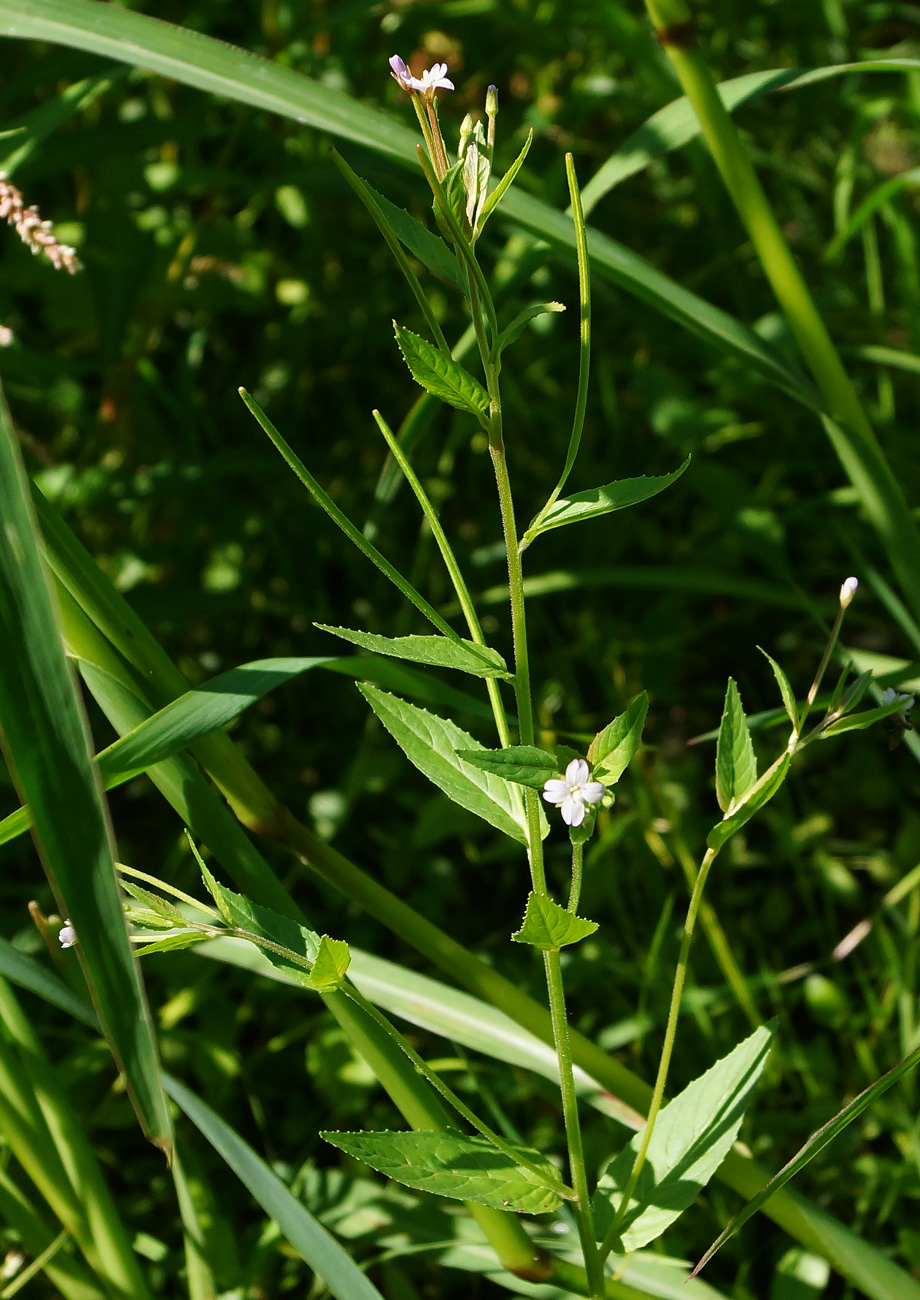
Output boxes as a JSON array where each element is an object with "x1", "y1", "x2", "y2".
[
  {"x1": 167, "y1": 1077, "x2": 387, "y2": 1300},
  {"x1": 0, "y1": 383, "x2": 171, "y2": 1152},
  {"x1": 692, "y1": 1041, "x2": 920, "y2": 1278}
]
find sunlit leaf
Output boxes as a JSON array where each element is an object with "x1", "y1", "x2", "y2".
[{"x1": 512, "y1": 892, "x2": 598, "y2": 951}]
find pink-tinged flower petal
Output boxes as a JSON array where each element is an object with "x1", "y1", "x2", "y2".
[
  {"x1": 414, "y1": 63, "x2": 454, "y2": 94},
  {"x1": 583, "y1": 782, "x2": 606, "y2": 804},
  {"x1": 562, "y1": 795, "x2": 586, "y2": 827},
  {"x1": 388, "y1": 55, "x2": 415, "y2": 92},
  {"x1": 565, "y1": 758, "x2": 590, "y2": 786},
  {"x1": 543, "y1": 779, "x2": 569, "y2": 804}
]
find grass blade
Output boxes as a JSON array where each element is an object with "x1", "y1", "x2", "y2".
[
  {"x1": 692, "y1": 1042, "x2": 920, "y2": 1279},
  {"x1": 0, "y1": 383, "x2": 170, "y2": 1152}
]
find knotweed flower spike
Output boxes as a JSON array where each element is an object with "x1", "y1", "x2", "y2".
[
  {"x1": 543, "y1": 758, "x2": 606, "y2": 827},
  {"x1": 388, "y1": 55, "x2": 453, "y2": 98},
  {"x1": 58, "y1": 919, "x2": 76, "y2": 949},
  {"x1": 0, "y1": 174, "x2": 79, "y2": 273}
]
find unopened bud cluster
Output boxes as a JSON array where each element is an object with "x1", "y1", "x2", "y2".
[{"x1": 0, "y1": 173, "x2": 79, "y2": 274}]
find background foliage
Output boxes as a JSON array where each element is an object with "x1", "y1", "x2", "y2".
[{"x1": 2, "y1": 0, "x2": 920, "y2": 1295}]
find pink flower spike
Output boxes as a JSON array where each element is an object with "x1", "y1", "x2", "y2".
[
  {"x1": 389, "y1": 55, "x2": 415, "y2": 92},
  {"x1": 543, "y1": 758, "x2": 606, "y2": 828}
]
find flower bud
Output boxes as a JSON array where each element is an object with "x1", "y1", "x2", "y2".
[
  {"x1": 486, "y1": 85, "x2": 499, "y2": 118},
  {"x1": 839, "y1": 576, "x2": 858, "y2": 609}
]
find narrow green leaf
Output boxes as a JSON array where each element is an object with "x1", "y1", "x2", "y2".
[
  {"x1": 512, "y1": 892, "x2": 598, "y2": 951},
  {"x1": 304, "y1": 936, "x2": 351, "y2": 992},
  {"x1": 359, "y1": 685, "x2": 530, "y2": 843},
  {"x1": 758, "y1": 647, "x2": 798, "y2": 729},
  {"x1": 393, "y1": 323, "x2": 489, "y2": 418},
  {"x1": 167, "y1": 1078, "x2": 386, "y2": 1300},
  {"x1": 692, "y1": 1039, "x2": 920, "y2": 1279},
  {"x1": 98, "y1": 657, "x2": 331, "y2": 779},
  {"x1": 477, "y1": 129, "x2": 533, "y2": 229},
  {"x1": 593, "y1": 1023, "x2": 775, "y2": 1251},
  {"x1": 529, "y1": 459, "x2": 690, "y2": 537},
  {"x1": 134, "y1": 931, "x2": 212, "y2": 957},
  {"x1": 707, "y1": 752, "x2": 791, "y2": 851},
  {"x1": 454, "y1": 745, "x2": 558, "y2": 790},
  {"x1": 496, "y1": 302, "x2": 565, "y2": 355},
  {"x1": 340, "y1": 169, "x2": 464, "y2": 292},
  {"x1": 315, "y1": 626, "x2": 510, "y2": 679},
  {"x1": 0, "y1": 381, "x2": 171, "y2": 1152},
  {"x1": 120, "y1": 880, "x2": 187, "y2": 925},
  {"x1": 820, "y1": 698, "x2": 907, "y2": 738},
  {"x1": 715, "y1": 679, "x2": 758, "y2": 814},
  {"x1": 240, "y1": 388, "x2": 458, "y2": 639},
  {"x1": 1, "y1": 68, "x2": 123, "y2": 176},
  {"x1": 588, "y1": 693, "x2": 649, "y2": 785},
  {"x1": 199, "y1": 869, "x2": 323, "y2": 988},
  {"x1": 320, "y1": 1129, "x2": 562, "y2": 1215}
]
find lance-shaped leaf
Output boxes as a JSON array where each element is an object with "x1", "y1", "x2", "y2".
[
  {"x1": 758, "y1": 647, "x2": 799, "y2": 729},
  {"x1": 512, "y1": 892, "x2": 598, "y2": 951},
  {"x1": 715, "y1": 679, "x2": 758, "y2": 814},
  {"x1": 588, "y1": 693, "x2": 649, "y2": 785},
  {"x1": 528, "y1": 459, "x2": 690, "y2": 538},
  {"x1": 707, "y1": 751, "x2": 791, "y2": 851},
  {"x1": 394, "y1": 322, "x2": 489, "y2": 418},
  {"x1": 691, "y1": 1038, "x2": 920, "y2": 1279},
  {"x1": 593, "y1": 1022, "x2": 775, "y2": 1252},
  {"x1": 320, "y1": 1129, "x2": 562, "y2": 1214},
  {"x1": 455, "y1": 745, "x2": 558, "y2": 790},
  {"x1": 315, "y1": 626, "x2": 510, "y2": 679},
  {"x1": 0, "y1": 380, "x2": 171, "y2": 1152},
  {"x1": 359, "y1": 685, "x2": 531, "y2": 842},
  {"x1": 477, "y1": 129, "x2": 534, "y2": 230},
  {"x1": 820, "y1": 697, "x2": 908, "y2": 738}
]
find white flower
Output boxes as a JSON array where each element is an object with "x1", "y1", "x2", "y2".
[
  {"x1": 58, "y1": 919, "x2": 76, "y2": 949},
  {"x1": 882, "y1": 687, "x2": 914, "y2": 718},
  {"x1": 542, "y1": 758, "x2": 606, "y2": 828},
  {"x1": 389, "y1": 55, "x2": 454, "y2": 97},
  {"x1": 411, "y1": 63, "x2": 454, "y2": 96},
  {"x1": 839, "y1": 576, "x2": 858, "y2": 608}
]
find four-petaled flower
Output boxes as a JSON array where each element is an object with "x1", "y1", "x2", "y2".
[
  {"x1": 388, "y1": 54, "x2": 454, "y2": 98},
  {"x1": 58, "y1": 919, "x2": 76, "y2": 949},
  {"x1": 543, "y1": 759, "x2": 606, "y2": 828}
]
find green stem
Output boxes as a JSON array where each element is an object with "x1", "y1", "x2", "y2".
[
  {"x1": 544, "y1": 951, "x2": 605, "y2": 1298},
  {"x1": 642, "y1": 0, "x2": 920, "y2": 625},
  {"x1": 599, "y1": 845, "x2": 719, "y2": 1260},
  {"x1": 568, "y1": 842, "x2": 585, "y2": 914}
]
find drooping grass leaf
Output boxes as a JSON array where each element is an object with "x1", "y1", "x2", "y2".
[
  {"x1": 588, "y1": 694, "x2": 649, "y2": 785},
  {"x1": 593, "y1": 1023, "x2": 775, "y2": 1251},
  {"x1": 692, "y1": 1039, "x2": 920, "y2": 1279},
  {"x1": 320, "y1": 1130, "x2": 563, "y2": 1215},
  {"x1": 0, "y1": 382, "x2": 171, "y2": 1152},
  {"x1": 495, "y1": 301, "x2": 566, "y2": 355},
  {"x1": 455, "y1": 745, "x2": 558, "y2": 790},
  {"x1": 580, "y1": 61, "x2": 920, "y2": 218},
  {"x1": 512, "y1": 893, "x2": 598, "y2": 951},
  {"x1": 359, "y1": 685, "x2": 530, "y2": 843},
  {"x1": 393, "y1": 323, "x2": 490, "y2": 418},
  {"x1": 528, "y1": 459, "x2": 690, "y2": 538},
  {"x1": 715, "y1": 679, "x2": 758, "y2": 814},
  {"x1": 315, "y1": 627, "x2": 510, "y2": 679},
  {"x1": 166, "y1": 1079, "x2": 387, "y2": 1300}
]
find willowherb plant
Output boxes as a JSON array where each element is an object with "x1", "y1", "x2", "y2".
[{"x1": 80, "y1": 58, "x2": 920, "y2": 1299}]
